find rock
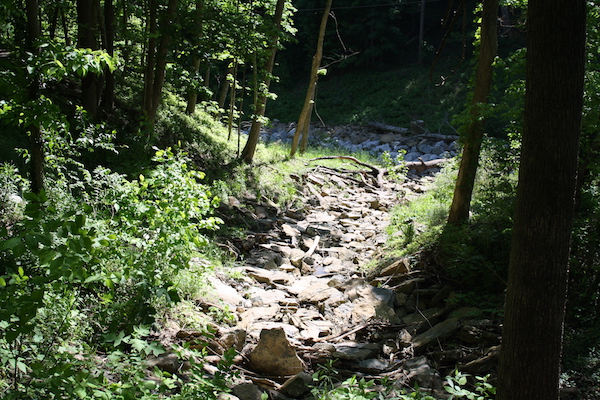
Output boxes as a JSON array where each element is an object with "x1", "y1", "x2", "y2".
[
  {"x1": 459, "y1": 345, "x2": 500, "y2": 374},
  {"x1": 379, "y1": 258, "x2": 410, "y2": 276},
  {"x1": 247, "y1": 287, "x2": 290, "y2": 307},
  {"x1": 279, "y1": 372, "x2": 314, "y2": 398},
  {"x1": 402, "y1": 356, "x2": 441, "y2": 390},
  {"x1": 357, "y1": 358, "x2": 389, "y2": 373},
  {"x1": 239, "y1": 306, "x2": 281, "y2": 329},
  {"x1": 232, "y1": 383, "x2": 264, "y2": 400},
  {"x1": 247, "y1": 267, "x2": 292, "y2": 285},
  {"x1": 412, "y1": 318, "x2": 461, "y2": 351},
  {"x1": 147, "y1": 352, "x2": 189, "y2": 375},
  {"x1": 249, "y1": 328, "x2": 304, "y2": 376},
  {"x1": 298, "y1": 281, "x2": 345, "y2": 304},
  {"x1": 347, "y1": 285, "x2": 400, "y2": 324},
  {"x1": 208, "y1": 276, "x2": 246, "y2": 307},
  {"x1": 220, "y1": 329, "x2": 247, "y2": 352},
  {"x1": 333, "y1": 342, "x2": 380, "y2": 361},
  {"x1": 218, "y1": 393, "x2": 241, "y2": 400}
]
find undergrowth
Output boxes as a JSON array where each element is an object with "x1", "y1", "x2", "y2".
[{"x1": 387, "y1": 138, "x2": 518, "y2": 297}]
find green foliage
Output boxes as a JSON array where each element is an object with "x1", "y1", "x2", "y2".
[
  {"x1": 0, "y1": 140, "x2": 225, "y2": 397},
  {"x1": 387, "y1": 140, "x2": 517, "y2": 294},
  {"x1": 309, "y1": 361, "x2": 497, "y2": 400},
  {"x1": 444, "y1": 370, "x2": 496, "y2": 400}
]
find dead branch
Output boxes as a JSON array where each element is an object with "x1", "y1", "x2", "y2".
[{"x1": 310, "y1": 155, "x2": 385, "y2": 187}]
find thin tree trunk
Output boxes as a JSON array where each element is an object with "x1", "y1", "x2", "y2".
[
  {"x1": 148, "y1": 0, "x2": 178, "y2": 123},
  {"x1": 78, "y1": 0, "x2": 99, "y2": 119},
  {"x1": 218, "y1": 63, "x2": 234, "y2": 109},
  {"x1": 447, "y1": 0, "x2": 498, "y2": 224},
  {"x1": 25, "y1": 0, "x2": 43, "y2": 194},
  {"x1": 290, "y1": 0, "x2": 333, "y2": 157},
  {"x1": 102, "y1": 0, "x2": 115, "y2": 111},
  {"x1": 61, "y1": 7, "x2": 71, "y2": 46},
  {"x1": 186, "y1": 0, "x2": 204, "y2": 114},
  {"x1": 48, "y1": 5, "x2": 59, "y2": 39},
  {"x1": 241, "y1": 0, "x2": 286, "y2": 163},
  {"x1": 496, "y1": 1, "x2": 586, "y2": 399},
  {"x1": 143, "y1": 0, "x2": 158, "y2": 120},
  {"x1": 227, "y1": 60, "x2": 238, "y2": 141}
]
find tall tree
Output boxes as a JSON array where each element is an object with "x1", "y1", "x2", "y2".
[
  {"x1": 25, "y1": 0, "x2": 44, "y2": 194},
  {"x1": 142, "y1": 0, "x2": 179, "y2": 128},
  {"x1": 240, "y1": 0, "x2": 286, "y2": 163},
  {"x1": 290, "y1": 0, "x2": 333, "y2": 157},
  {"x1": 77, "y1": 0, "x2": 100, "y2": 119},
  {"x1": 447, "y1": 0, "x2": 499, "y2": 224},
  {"x1": 185, "y1": 0, "x2": 205, "y2": 115},
  {"x1": 496, "y1": 0, "x2": 586, "y2": 399},
  {"x1": 102, "y1": 0, "x2": 116, "y2": 111}
]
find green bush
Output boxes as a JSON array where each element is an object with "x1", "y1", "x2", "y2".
[{"x1": 0, "y1": 146, "x2": 224, "y2": 397}]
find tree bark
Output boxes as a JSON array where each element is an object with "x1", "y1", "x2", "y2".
[
  {"x1": 447, "y1": 0, "x2": 498, "y2": 224},
  {"x1": 290, "y1": 0, "x2": 333, "y2": 157},
  {"x1": 496, "y1": 1, "x2": 586, "y2": 399},
  {"x1": 241, "y1": 0, "x2": 286, "y2": 163},
  {"x1": 77, "y1": 0, "x2": 99, "y2": 120},
  {"x1": 102, "y1": 0, "x2": 116, "y2": 111},
  {"x1": 186, "y1": 0, "x2": 204, "y2": 115},
  {"x1": 143, "y1": 0, "x2": 158, "y2": 121},
  {"x1": 150, "y1": 0, "x2": 178, "y2": 120},
  {"x1": 218, "y1": 63, "x2": 234, "y2": 109},
  {"x1": 25, "y1": 0, "x2": 43, "y2": 194}
]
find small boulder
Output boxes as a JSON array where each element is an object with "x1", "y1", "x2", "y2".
[{"x1": 249, "y1": 328, "x2": 304, "y2": 377}]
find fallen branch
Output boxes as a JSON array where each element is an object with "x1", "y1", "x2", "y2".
[
  {"x1": 310, "y1": 155, "x2": 385, "y2": 187},
  {"x1": 367, "y1": 122, "x2": 409, "y2": 134},
  {"x1": 403, "y1": 158, "x2": 451, "y2": 173},
  {"x1": 313, "y1": 323, "x2": 369, "y2": 343}
]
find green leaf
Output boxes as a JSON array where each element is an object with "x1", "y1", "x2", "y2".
[
  {"x1": 84, "y1": 274, "x2": 104, "y2": 283},
  {"x1": 0, "y1": 237, "x2": 22, "y2": 251},
  {"x1": 75, "y1": 214, "x2": 86, "y2": 228}
]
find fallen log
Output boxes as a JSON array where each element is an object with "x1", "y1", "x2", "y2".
[
  {"x1": 403, "y1": 158, "x2": 451, "y2": 173},
  {"x1": 309, "y1": 155, "x2": 385, "y2": 187},
  {"x1": 367, "y1": 122, "x2": 409, "y2": 134}
]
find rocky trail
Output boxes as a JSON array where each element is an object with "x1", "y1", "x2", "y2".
[{"x1": 154, "y1": 124, "x2": 502, "y2": 399}]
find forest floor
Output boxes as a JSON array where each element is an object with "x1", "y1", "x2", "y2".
[{"x1": 154, "y1": 145, "x2": 514, "y2": 399}]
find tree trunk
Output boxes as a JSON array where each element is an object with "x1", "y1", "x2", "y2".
[
  {"x1": 218, "y1": 63, "x2": 234, "y2": 109},
  {"x1": 77, "y1": 0, "x2": 99, "y2": 119},
  {"x1": 185, "y1": 0, "x2": 204, "y2": 115},
  {"x1": 447, "y1": 0, "x2": 498, "y2": 224},
  {"x1": 102, "y1": 0, "x2": 115, "y2": 111},
  {"x1": 48, "y1": 5, "x2": 59, "y2": 39},
  {"x1": 290, "y1": 0, "x2": 333, "y2": 157},
  {"x1": 148, "y1": 0, "x2": 178, "y2": 124},
  {"x1": 241, "y1": 0, "x2": 286, "y2": 163},
  {"x1": 61, "y1": 7, "x2": 71, "y2": 46},
  {"x1": 496, "y1": 1, "x2": 586, "y2": 399},
  {"x1": 25, "y1": 0, "x2": 43, "y2": 194},
  {"x1": 143, "y1": 0, "x2": 158, "y2": 121}
]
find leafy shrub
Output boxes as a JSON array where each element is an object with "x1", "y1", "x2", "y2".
[{"x1": 0, "y1": 147, "x2": 223, "y2": 397}]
